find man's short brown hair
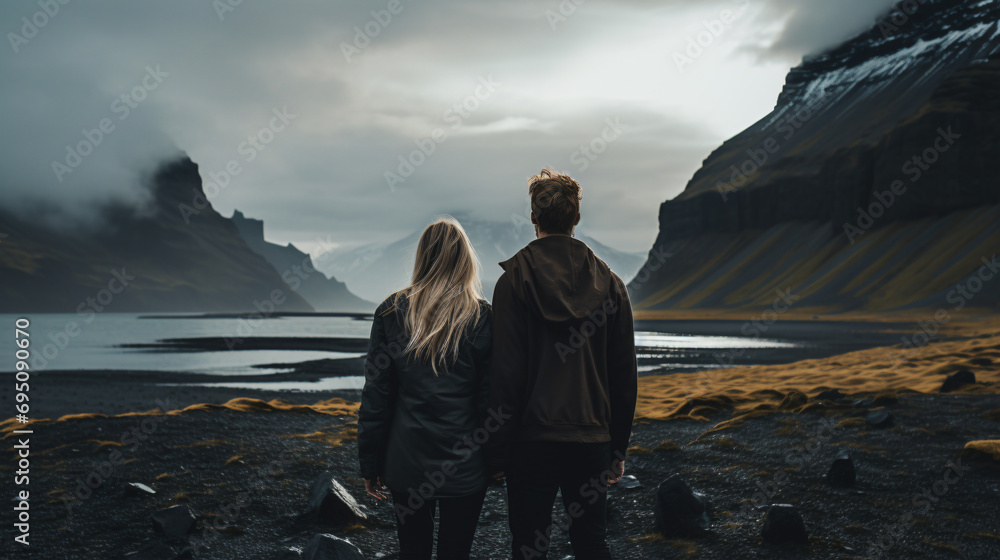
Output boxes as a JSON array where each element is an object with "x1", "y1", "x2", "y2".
[{"x1": 528, "y1": 168, "x2": 582, "y2": 235}]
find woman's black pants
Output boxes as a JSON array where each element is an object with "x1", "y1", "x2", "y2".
[{"x1": 391, "y1": 488, "x2": 487, "y2": 560}]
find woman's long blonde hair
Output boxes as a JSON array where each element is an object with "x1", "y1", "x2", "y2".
[{"x1": 393, "y1": 217, "x2": 483, "y2": 375}]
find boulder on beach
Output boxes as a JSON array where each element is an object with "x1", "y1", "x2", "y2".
[
  {"x1": 815, "y1": 389, "x2": 845, "y2": 402},
  {"x1": 941, "y1": 370, "x2": 976, "y2": 392},
  {"x1": 619, "y1": 475, "x2": 642, "y2": 489},
  {"x1": 761, "y1": 504, "x2": 808, "y2": 545},
  {"x1": 865, "y1": 408, "x2": 894, "y2": 428},
  {"x1": 151, "y1": 505, "x2": 197, "y2": 540},
  {"x1": 302, "y1": 533, "x2": 365, "y2": 560},
  {"x1": 653, "y1": 474, "x2": 712, "y2": 537},
  {"x1": 308, "y1": 473, "x2": 368, "y2": 525},
  {"x1": 826, "y1": 454, "x2": 856, "y2": 487},
  {"x1": 872, "y1": 393, "x2": 898, "y2": 407}
]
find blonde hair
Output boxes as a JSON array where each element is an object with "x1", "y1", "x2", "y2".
[{"x1": 393, "y1": 217, "x2": 483, "y2": 375}]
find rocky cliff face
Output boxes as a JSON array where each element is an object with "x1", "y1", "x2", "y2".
[
  {"x1": 630, "y1": 0, "x2": 1000, "y2": 312},
  {"x1": 0, "y1": 157, "x2": 315, "y2": 313},
  {"x1": 229, "y1": 210, "x2": 372, "y2": 312}
]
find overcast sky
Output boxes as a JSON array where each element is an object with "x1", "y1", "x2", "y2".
[{"x1": 0, "y1": 0, "x2": 895, "y2": 254}]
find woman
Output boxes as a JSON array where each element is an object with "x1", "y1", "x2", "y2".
[{"x1": 357, "y1": 217, "x2": 492, "y2": 560}]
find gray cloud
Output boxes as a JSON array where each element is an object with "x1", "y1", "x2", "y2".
[
  {"x1": 752, "y1": 0, "x2": 898, "y2": 60},
  {"x1": 0, "y1": 0, "x2": 895, "y2": 249}
]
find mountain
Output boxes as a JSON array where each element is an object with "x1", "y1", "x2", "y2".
[
  {"x1": 630, "y1": 0, "x2": 1000, "y2": 313},
  {"x1": 228, "y1": 210, "x2": 371, "y2": 312},
  {"x1": 315, "y1": 214, "x2": 645, "y2": 303},
  {"x1": 0, "y1": 157, "x2": 316, "y2": 313}
]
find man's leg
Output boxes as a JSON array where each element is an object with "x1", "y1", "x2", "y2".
[
  {"x1": 506, "y1": 442, "x2": 560, "y2": 560},
  {"x1": 558, "y1": 442, "x2": 613, "y2": 560},
  {"x1": 391, "y1": 490, "x2": 436, "y2": 560},
  {"x1": 436, "y1": 489, "x2": 487, "y2": 560}
]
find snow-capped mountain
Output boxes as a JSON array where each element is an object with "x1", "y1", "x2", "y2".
[
  {"x1": 315, "y1": 214, "x2": 645, "y2": 303},
  {"x1": 631, "y1": 0, "x2": 1000, "y2": 312}
]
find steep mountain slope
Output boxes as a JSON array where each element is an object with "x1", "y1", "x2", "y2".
[
  {"x1": 315, "y1": 214, "x2": 645, "y2": 302},
  {"x1": 630, "y1": 0, "x2": 1000, "y2": 313},
  {"x1": 229, "y1": 210, "x2": 371, "y2": 312},
  {"x1": 0, "y1": 157, "x2": 314, "y2": 313}
]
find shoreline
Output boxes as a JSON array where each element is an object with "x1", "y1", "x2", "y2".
[{"x1": 3, "y1": 315, "x2": 995, "y2": 421}]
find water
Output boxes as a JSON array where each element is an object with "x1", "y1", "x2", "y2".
[
  {"x1": 1, "y1": 313, "x2": 811, "y2": 392},
  {"x1": 0, "y1": 313, "x2": 370, "y2": 374}
]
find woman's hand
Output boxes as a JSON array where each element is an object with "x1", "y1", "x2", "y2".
[{"x1": 365, "y1": 477, "x2": 388, "y2": 501}]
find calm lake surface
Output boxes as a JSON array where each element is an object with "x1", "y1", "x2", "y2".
[{"x1": 1, "y1": 313, "x2": 904, "y2": 393}]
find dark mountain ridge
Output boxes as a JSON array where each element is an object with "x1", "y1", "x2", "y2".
[
  {"x1": 228, "y1": 210, "x2": 372, "y2": 312},
  {"x1": 630, "y1": 0, "x2": 1000, "y2": 313},
  {"x1": 0, "y1": 157, "x2": 336, "y2": 313}
]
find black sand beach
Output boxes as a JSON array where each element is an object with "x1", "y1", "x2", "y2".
[
  {"x1": 2, "y1": 389, "x2": 998, "y2": 559},
  {"x1": 2, "y1": 320, "x2": 998, "y2": 559}
]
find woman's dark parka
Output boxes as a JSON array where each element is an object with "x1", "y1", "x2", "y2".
[{"x1": 357, "y1": 295, "x2": 492, "y2": 498}]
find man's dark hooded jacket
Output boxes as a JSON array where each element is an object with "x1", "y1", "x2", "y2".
[{"x1": 485, "y1": 234, "x2": 638, "y2": 472}]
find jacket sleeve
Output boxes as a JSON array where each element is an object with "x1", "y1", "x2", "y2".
[
  {"x1": 357, "y1": 306, "x2": 397, "y2": 480},
  {"x1": 607, "y1": 276, "x2": 638, "y2": 460},
  {"x1": 473, "y1": 305, "x2": 494, "y2": 424},
  {"x1": 483, "y1": 275, "x2": 527, "y2": 473}
]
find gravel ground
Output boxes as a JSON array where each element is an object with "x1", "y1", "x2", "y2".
[{"x1": 1, "y1": 390, "x2": 998, "y2": 559}]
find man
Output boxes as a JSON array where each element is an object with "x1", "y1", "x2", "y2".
[{"x1": 486, "y1": 169, "x2": 638, "y2": 559}]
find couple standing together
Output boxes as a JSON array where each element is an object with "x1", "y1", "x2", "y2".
[{"x1": 358, "y1": 169, "x2": 639, "y2": 559}]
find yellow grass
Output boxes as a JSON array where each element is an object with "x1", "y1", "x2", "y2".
[
  {"x1": 282, "y1": 424, "x2": 358, "y2": 447},
  {"x1": 634, "y1": 323, "x2": 1000, "y2": 422},
  {"x1": 2, "y1": 397, "x2": 359, "y2": 439},
  {"x1": 169, "y1": 397, "x2": 359, "y2": 416},
  {"x1": 963, "y1": 440, "x2": 1000, "y2": 462}
]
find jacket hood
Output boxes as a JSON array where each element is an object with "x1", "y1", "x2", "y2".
[{"x1": 499, "y1": 235, "x2": 613, "y2": 322}]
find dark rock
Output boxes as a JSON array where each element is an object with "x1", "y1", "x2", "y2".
[
  {"x1": 941, "y1": 370, "x2": 976, "y2": 393},
  {"x1": 308, "y1": 474, "x2": 368, "y2": 525},
  {"x1": 653, "y1": 474, "x2": 711, "y2": 537},
  {"x1": 853, "y1": 399, "x2": 873, "y2": 409},
  {"x1": 619, "y1": 475, "x2": 642, "y2": 489},
  {"x1": 276, "y1": 548, "x2": 303, "y2": 559},
  {"x1": 826, "y1": 455, "x2": 856, "y2": 487},
  {"x1": 125, "y1": 540, "x2": 175, "y2": 559},
  {"x1": 151, "y1": 505, "x2": 197, "y2": 540},
  {"x1": 761, "y1": 504, "x2": 809, "y2": 545},
  {"x1": 816, "y1": 389, "x2": 845, "y2": 402},
  {"x1": 865, "y1": 408, "x2": 894, "y2": 428},
  {"x1": 125, "y1": 482, "x2": 157, "y2": 497},
  {"x1": 872, "y1": 394, "x2": 898, "y2": 407},
  {"x1": 302, "y1": 533, "x2": 364, "y2": 560}
]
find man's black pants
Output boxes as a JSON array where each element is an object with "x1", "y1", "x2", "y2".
[
  {"x1": 506, "y1": 441, "x2": 613, "y2": 560},
  {"x1": 391, "y1": 488, "x2": 486, "y2": 560}
]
